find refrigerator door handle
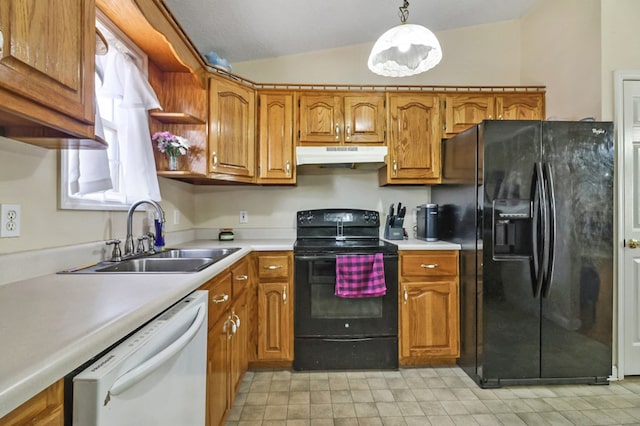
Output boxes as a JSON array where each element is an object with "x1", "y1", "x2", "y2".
[
  {"x1": 530, "y1": 162, "x2": 546, "y2": 298},
  {"x1": 541, "y1": 163, "x2": 556, "y2": 298}
]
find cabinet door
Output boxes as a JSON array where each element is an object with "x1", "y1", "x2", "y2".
[
  {"x1": 0, "y1": 0, "x2": 94, "y2": 123},
  {"x1": 343, "y1": 94, "x2": 385, "y2": 144},
  {"x1": 0, "y1": 379, "x2": 64, "y2": 426},
  {"x1": 258, "y1": 92, "x2": 295, "y2": 182},
  {"x1": 387, "y1": 94, "x2": 441, "y2": 181},
  {"x1": 495, "y1": 93, "x2": 544, "y2": 120},
  {"x1": 400, "y1": 280, "x2": 459, "y2": 358},
  {"x1": 297, "y1": 93, "x2": 342, "y2": 144},
  {"x1": 207, "y1": 315, "x2": 230, "y2": 426},
  {"x1": 257, "y1": 282, "x2": 292, "y2": 360},
  {"x1": 443, "y1": 94, "x2": 495, "y2": 136},
  {"x1": 229, "y1": 296, "x2": 248, "y2": 406},
  {"x1": 209, "y1": 77, "x2": 255, "y2": 178}
]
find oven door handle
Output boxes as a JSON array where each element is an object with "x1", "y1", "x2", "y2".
[
  {"x1": 321, "y1": 338, "x2": 374, "y2": 342},
  {"x1": 295, "y1": 254, "x2": 395, "y2": 260}
]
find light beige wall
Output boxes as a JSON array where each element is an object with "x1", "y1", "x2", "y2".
[
  {"x1": 601, "y1": 0, "x2": 640, "y2": 120},
  {"x1": 0, "y1": 137, "x2": 195, "y2": 254},
  {"x1": 233, "y1": 20, "x2": 523, "y2": 86},
  {"x1": 195, "y1": 169, "x2": 429, "y2": 234},
  {"x1": 520, "y1": 0, "x2": 601, "y2": 120}
]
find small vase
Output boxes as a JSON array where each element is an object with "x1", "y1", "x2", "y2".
[{"x1": 167, "y1": 154, "x2": 179, "y2": 171}]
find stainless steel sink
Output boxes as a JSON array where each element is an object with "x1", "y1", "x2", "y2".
[
  {"x1": 95, "y1": 257, "x2": 215, "y2": 273},
  {"x1": 150, "y1": 247, "x2": 241, "y2": 260},
  {"x1": 59, "y1": 247, "x2": 241, "y2": 274}
]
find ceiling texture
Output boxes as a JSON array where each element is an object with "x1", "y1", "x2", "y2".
[{"x1": 163, "y1": 0, "x2": 538, "y2": 65}]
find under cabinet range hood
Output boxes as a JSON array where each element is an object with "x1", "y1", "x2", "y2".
[{"x1": 295, "y1": 146, "x2": 387, "y2": 169}]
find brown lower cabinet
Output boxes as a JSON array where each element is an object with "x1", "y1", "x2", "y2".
[
  {"x1": 201, "y1": 255, "x2": 252, "y2": 426},
  {"x1": 255, "y1": 252, "x2": 293, "y2": 365},
  {"x1": 0, "y1": 379, "x2": 64, "y2": 426},
  {"x1": 399, "y1": 250, "x2": 460, "y2": 365}
]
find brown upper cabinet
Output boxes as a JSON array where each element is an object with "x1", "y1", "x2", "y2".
[
  {"x1": 296, "y1": 92, "x2": 386, "y2": 145},
  {"x1": 443, "y1": 91, "x2": 545, "y2": 137},
  {"x1": 208, "y1": 76, "x2": 256, "y2": 183},
  {"x1": 0, "y1": 0, "x2": 99, "y2": 148},
  {"x1": 380, "y1": 93, "x2": 441, "y2": 185},
  {"x1": 257, "y1": 91, "x2": 295, "y2": 184}
]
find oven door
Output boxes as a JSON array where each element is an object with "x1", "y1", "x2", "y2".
[{"x1": 294, "y1": 253, "x2": 398, "y2": 338}]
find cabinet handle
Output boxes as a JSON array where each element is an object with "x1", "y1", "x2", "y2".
[
  {"x1": 264, "y1": 264, "x2": 283, "y2": 270},
  {"x1": 393, "y1": 160, "x2": 398, "y2": 176},
  {"x1": 212, "y1": 152, "x2": 218, "y2": 168},
  {"x1": 335, "y1": 124, "x2": 340, "y2": 140},
  {"x1": 420, "y1": 263, "x2": 439, "y2": 269},
  {"x1": 403, "y1": 287, "x2": 408, "y2": 304},
  {"x1": 346, "y1": 125, "x2": 351, "y2": 140},
  {"x1": 488, "y1": 115, "x2": 493, "y2": 119},
  {"x1": 0, "y1": 30, "x2": 3, "y2": 54},
  {"x1": 285, "y1": 161, "x2": 291, "y2": 176},
  {"x1": 282, "y1": 286, "x2": 287, "y2": 304},
  {"x1": 232, "y1": 312, "x2": 241, "y2": 329},
  {"x1": 498, "y1": 115, "x2": 503, "y2": 120},
  {"x1": 212, "y1": 293, "x2": 229, "y2": 304},
  {"x1": 235, "y1": 275, "x2": 248, "y2": 281}
]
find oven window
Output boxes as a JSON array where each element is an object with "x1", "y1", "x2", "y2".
[
  {"x1": 310, "y1": 285, "x2": 383, "y2": 319},
  {"x1": 307, "y1": 259, "x2": 383, "y2": 319}
]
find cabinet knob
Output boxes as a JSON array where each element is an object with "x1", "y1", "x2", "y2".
[
  {"x1": 392, "y1": 160, "x2": 398, "y2": 176},
  {"x1": 346, "y1": 125, "x2": 351, "y2": 140},
  {"x1": 285, "y1": 161, "x2": 291, "y2": 176},
  {"x1": 335, "y1": 124, "x2": 340, "y2": 140},
  {"x1": 403, "y1": 287, "x2": 408, "y2": 304},
  {"x1": 282, "y1": 286, "x2": 287, "y2": 304},
  {"x1": 212, "y1": 152, "x2": 218, "y2": 168}
]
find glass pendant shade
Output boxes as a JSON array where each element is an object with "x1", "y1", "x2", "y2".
[{"x1": 368, "y1": 23, "x2": 442, "y2": 77}]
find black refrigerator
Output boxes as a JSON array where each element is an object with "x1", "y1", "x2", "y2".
[{"x1": 432, "y1": 120, "x2": 614, "y2": 388}]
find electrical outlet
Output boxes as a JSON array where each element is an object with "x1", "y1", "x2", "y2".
[
  {"x1": 173, "y1": 210, "x2": 181, "y2": 225},
  {"x1": 1, "y1": 204, "x2": 21, "y2": 238},
  {"x1": 239, "y1": 210, "x2": 248, "y2": 224}
]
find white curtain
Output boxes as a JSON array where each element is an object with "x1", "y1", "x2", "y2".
[
  {"x1": 68, "y1": 73, "x2": 112, "y2": 195},
  {"x1": 99, "y1": 48, "x2": 162, "y2": 202}
]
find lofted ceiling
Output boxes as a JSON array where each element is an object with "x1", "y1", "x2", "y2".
[{"x1": 162, "y1": 0, "x2": 539, "y2": 66}]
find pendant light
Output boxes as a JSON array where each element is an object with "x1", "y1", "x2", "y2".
[{"x1": 368, "y1": 0, "x2": 442, "y2": 77}]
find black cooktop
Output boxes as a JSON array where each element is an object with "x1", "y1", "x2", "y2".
[{"x1": 294, "y1": 238, "x2": 397, "y2": 254}]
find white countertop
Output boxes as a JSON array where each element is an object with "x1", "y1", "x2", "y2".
[
  {"x1": 0, "y1": 239, "x2": 292, "y2": 418},
  {"x1": 0, "y1": 236, "x2": 457, "y2": 418}
]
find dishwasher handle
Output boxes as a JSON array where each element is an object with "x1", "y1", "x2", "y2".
[{"x1": 108, "y1": 303, "x2": 206, "y2": 397}]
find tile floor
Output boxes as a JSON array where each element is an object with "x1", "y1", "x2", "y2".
[{"x1": 225, "y1": 367, "x2": 640, "y2": 425}]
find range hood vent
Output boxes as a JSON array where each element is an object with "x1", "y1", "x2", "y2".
[{"x1": 296, "y1": 146, "x2": 387, "y2": 169}]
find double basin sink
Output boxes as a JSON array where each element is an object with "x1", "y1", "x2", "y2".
[{"x1": 61, "y1": 247, "x2": 241, "y2": 274}]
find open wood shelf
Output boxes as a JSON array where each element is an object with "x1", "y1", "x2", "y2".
[{"x1": 149, "y1": 111, "x2": 205, "y2": 124}]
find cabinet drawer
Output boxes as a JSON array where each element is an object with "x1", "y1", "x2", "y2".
[
  {"x1": 400, "y1": 251, "x2": 458, "y2": 277},
  {"x1": 232, "y1": 258, "x2": 250, "y2": 297},
  {"x1": 258, "y1": 255, "x2": 289, "y2": 280},
  {"x1": 205, "y1": 271, "x2": 232, "y2": 327}
]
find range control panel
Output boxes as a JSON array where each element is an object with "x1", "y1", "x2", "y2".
[{"x1": 296, "y1": 209, "x2": 380, "y2": 227}]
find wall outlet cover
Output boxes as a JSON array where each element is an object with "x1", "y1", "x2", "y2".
[{"x1": 1, "y1": 204, "x2": 21, "y2": 238}]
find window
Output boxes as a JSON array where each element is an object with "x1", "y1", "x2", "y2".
[{"x1": 60, "y1": 14, "x2": 158, "y2": 210}]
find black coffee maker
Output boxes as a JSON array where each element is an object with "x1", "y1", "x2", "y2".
[{"x1": 417, "y1": 204, "x2": 438, "y2": 241}]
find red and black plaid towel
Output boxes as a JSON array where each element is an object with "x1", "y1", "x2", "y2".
[{"x1": 335, "y1": 253, "x2": 386, "y2": 298}]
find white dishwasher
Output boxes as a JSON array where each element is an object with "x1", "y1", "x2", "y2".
[{"x1": 72, "y1": 290, "x2": 208, "y2": 426}]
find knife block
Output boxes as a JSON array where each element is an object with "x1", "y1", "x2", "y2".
[{"x1": 384, "y1": 216, "x2": 404, "y2": 240}]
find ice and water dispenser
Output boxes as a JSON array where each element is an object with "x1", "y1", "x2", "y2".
[{"x1": 492, "y1": 199, "x2": 532, "y2": 259}]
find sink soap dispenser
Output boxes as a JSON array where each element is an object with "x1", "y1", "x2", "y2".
[{"x1": 154, "y1": 219, "x2": 165, "y2": 251}]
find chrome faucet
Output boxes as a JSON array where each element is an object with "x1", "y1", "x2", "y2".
[{"x1": 124, "y1": 199, "x2": 165, "y2": 256}]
